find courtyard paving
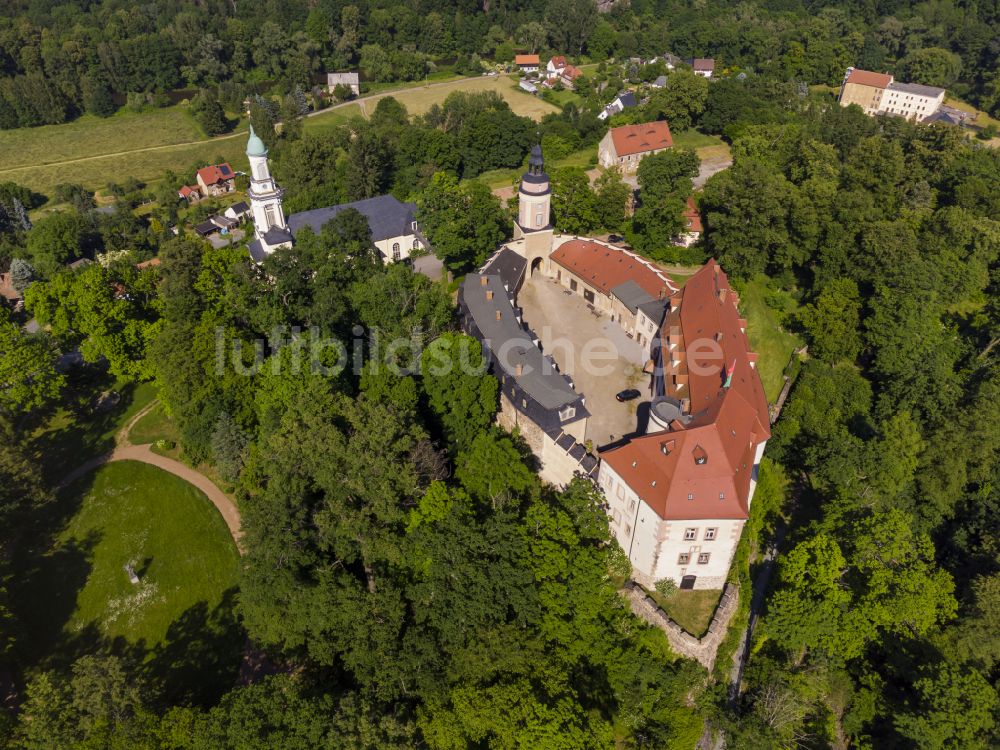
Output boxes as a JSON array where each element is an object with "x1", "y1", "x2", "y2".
[{"x1": 516, "y1": 271, "x2": 650, "y2": 449}]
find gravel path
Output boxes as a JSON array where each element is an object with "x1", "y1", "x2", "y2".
[{"x1": 59, "y1": 400, "x2": 244, "y2": 552}]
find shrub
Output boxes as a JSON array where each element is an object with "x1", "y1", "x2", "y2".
[{"x1": 654, "y1": 578, "x2": 678, "y2": 598}]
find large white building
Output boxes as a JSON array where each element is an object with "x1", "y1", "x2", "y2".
[
  {"x1": 838, "y1": 67, "x2": 945, "y2": 122},
  {"x1": 244, "y1": 127, "x2": 427, "y2": 263},
  {"x1": 598, "y1": 262, "x2": 770, "y2": 590}
]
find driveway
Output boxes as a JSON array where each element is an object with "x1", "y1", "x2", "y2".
[{"x1": 516, "y1": 273, "x2": 649, "y2": 448}]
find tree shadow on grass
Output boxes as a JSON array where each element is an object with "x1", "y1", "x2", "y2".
[{"x1": 143, "y1": 587, "x2": 244, "y2": 707}]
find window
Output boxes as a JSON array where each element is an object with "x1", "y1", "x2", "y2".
[
  {"x1": 624, "y1": 523, "x2": 632, "y2": 536},
  {"x1": 704, "y1": 528, "x2": 717, "y2": 541},
  {"x1": 683, "y1": 528, "x2": 697, "y2": 541},
  {"x1": 559, "y1": 405, "x2": 576, "y2": 421},
  {"x1": 264, "y1": 205, "x2": 276, "y2": 229},
  {"x1": 392, "y1": 243, "x2": 401, "y2": 261},
  {"x1": 628, "y1": 499, "x2": 636, "y2": 513},
  {"x1": 698, "y1": 552, "x2": 711, "y2": 565},
  {"x1": 413, "y1": 238, "x2": 420, "y2": 249},
  {"x1": 616, "y1": 485, "x2": 624, "y2": 500},
  {"x1": 535, "y1": 212, "x2": 543, "y2": 227},
  {"x1": 678, "y1": 553, "x2": 690, "y2": 565},
  {"x1": 612, "y1": 510, "x2": 621, "y2": 525}
]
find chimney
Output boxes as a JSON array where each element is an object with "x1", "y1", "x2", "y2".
[
  {"x1": 717, "y1": 288, "x2": 727, "y2": 303},
  {"x1": 495, "y1": 310, "x2": 501, "y2": 321},
  {"x1": 515, "y1": 363, "x2": 523, "y2": 376},
  {"x1": 486, "y1": 290, "x2": 493, "y2": 300},
  {"x1": 480, "y1": 276, "x2": 488, "y2": 286}
]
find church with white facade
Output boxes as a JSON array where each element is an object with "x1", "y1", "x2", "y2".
[{"x1": 244, "y1": 126, "x2": 427, "y2": 264}]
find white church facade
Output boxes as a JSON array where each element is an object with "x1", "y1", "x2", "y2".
[{"x1": 244, "y1": 127, "x2": 427, "y2": 264}]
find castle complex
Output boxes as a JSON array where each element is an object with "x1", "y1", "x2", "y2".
[{"x1": 246, "y1": 129, "x2": 770, "y2": 591}]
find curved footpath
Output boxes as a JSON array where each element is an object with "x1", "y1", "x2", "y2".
[{"x1": 60, "y1": 400, "x2": 244, "y2": 552}]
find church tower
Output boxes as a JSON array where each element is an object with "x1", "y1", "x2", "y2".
[
  {"x1": 514, "y1": 143, "x2": 555, "y2": 261},
  {"x1": 246, "y1": 125, "x2": 292, "y2": 261}
]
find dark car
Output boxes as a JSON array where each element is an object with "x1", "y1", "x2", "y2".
[
  {"x1": 615, "y1": 388, "x2": 641, "y2": 402},
  {"x1": 608, "y1": 234, "x2": 624, "y2": 243}
]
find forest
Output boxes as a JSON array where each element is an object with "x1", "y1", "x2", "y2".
[
  {"x1": 0, "y1": 1, "x2": 998, "y2": 748},
  {"x1": 0, "y1": 0, "x2": 997, "y2": 129}
]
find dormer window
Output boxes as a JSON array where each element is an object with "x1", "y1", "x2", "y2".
[
  {"x1": 559, "y1": 405, "x2": 576, "y2": 422},
  {"x1": 693, "y1": 445, "x2": 708, "y2": 465},
  {"x1": 660, "y1": 439, "x2": 675, "y2": 455}
]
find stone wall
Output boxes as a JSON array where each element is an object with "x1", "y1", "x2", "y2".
[{"x1": 623, "y1": 582, "x2": 739, "y2": 670}]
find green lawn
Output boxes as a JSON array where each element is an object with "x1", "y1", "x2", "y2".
[
  {"x1": 737, "y1": 276, "x2": 805, "y2": 402},
  {"x1": 128, "y1": 401, "x2": 181, "y2": 445},
  {"x1": 29, "y1": 375, "x2": 159, "y2": 484},
  {"x1": 671, "y1": 129, "x2": 726, "y2": 150},
  {"x1": 10, "y1": 461, "x2": 241, "y2": 703},
  {"x1": 648, "y1": 587, "x2": 723, "y2": 637}
]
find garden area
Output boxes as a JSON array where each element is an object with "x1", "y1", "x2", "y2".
[
  {"x1": 735, "y1": 275, "x2": 805, "y2": 402},
  {"x1": 648, "y1": 586, "x2": 723, "y2": 638},
  {"x1": 8, "y1": 461, "x2": 242, "y2": 705}
]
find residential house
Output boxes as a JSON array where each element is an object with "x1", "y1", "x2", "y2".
[
  {"x1": 195, "y1": 163, "x2": 236, "y2": 197},
  {"x1": 651, "y1": 75, "x2": 667, "y2": 89},
  {"x1": 547, "y1": 56, "x2": 567, "y2": 76},
  {"x1": 662, "y1": 53, "x2": 682, "y2": 70},
  {"x1": 515, "y1": 54, "x2": 540, "y2": 73},
  {"x1": 326, "y1": 71, "x2": 360, "y2": 97},
  {"x1": 598, "y1": 120, "x2": 673, "y2": 171},
  {"x1": 178, "y1": 185, "x2": 200, "y2": 204},
  {"x1": 838, "y1": 67, "x2": 945, "y2": 121},
  {"x1": 560, "y1": 65, "x2": 583, "y2": 89},
  {"x1": 676, "y1": 197, "x2": 702, "y2": 247},
  {"x1": 690, "y1": 58, "x2": 715, "y2": 78},
  {"x1": 597, "y1": 91, "x2": 638, "y2": 120},
  {"x1": 224, "y1": 201, "x2": 252, "y2": 223},
  {"x1": 598, "y1": 260, "x2": 770, "y2": 590}
]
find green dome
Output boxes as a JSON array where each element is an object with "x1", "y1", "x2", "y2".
[{"x1": 246, "y1": 124, "x2": 267, "y2": 157}]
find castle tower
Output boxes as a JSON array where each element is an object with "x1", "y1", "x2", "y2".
[
  {"x1": 246, "y1": 125, "x2": 292, "y2": 260},
  {"x1": 514, "y1": 144, "x2": 555, "y2": 262}
]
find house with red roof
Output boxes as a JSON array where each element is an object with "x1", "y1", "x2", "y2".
[
  {"x1": 559, "y1": 65, "x2": 583, "y2": 89},
  {"x1": 676, "y1": 196, "x2": 702, "y2": 247},
  {"x1": 515, "y1": 54, "x2": 540, "y2": 73},
  {"x1": 549, "y1": 238, "x2": 677, "y2": 347},
  {"x1": 177, "y1": 184, "x2": 201, "y2": 204},
  {"x1": 838, "y1": 67, "x2": 945, "y2": 121},
  {"x1": 195, "y1": 163, "x2": 236, "y2": 197},
  {"x1": 546, "y1": 56, "x2": 567, "y2": 76},
  {"x1": 598, "y1": 121, "x2": 673, "y2": 172},
  {"x1": 598, "y1": 260, "x2": 770, "y2": 590}
]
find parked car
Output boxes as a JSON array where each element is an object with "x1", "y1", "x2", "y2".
[
  {"x1": 608, "y1": 234, "x2": 624, "y2": 243},
  {"x1": 616, "y1": 388, "x2": 641, "y2": 402}
]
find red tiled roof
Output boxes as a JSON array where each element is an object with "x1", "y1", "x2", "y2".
[
  {"x1": 691, "y1": 58, "x2": 715, "y2": 71},
  {"x1": 178, "y1": 185, "x2": 198, "y2": 197},
  {"x1": 683, "y1": 196, "x2": 702, "y2": 233},
  {"x1": 549, "y1": 56, "x2": 567, "y2": 68},
  {"x1": 600, "y1": 260, "x2": 770, "y2": 521},
  {"x1": 561, "y1": 65, "x2": 582, "y2": 80},
  {"x1": 515, "y1": 54, "x2": 540, "y2": 65},
  {"x1": 550, "y1": 239, "x2": 677, "y2": 299},
  {"x1": 609, "y1": 121, "x2": 673, "y2": 157},
  {"x1": 845, "y1": 68, "x2": 892, "y2": 89},
  {"x1": 196, "y1": 163, "x2": 235, "y2": 186}
]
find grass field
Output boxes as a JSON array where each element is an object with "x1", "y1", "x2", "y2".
[
  {"x1": 11, "y1": 461, "x2": 241, "y2": 703},
  {"x1": 129, "y1": 401, "x2": 182, "y2": 445},
  {"x1": 672, "y1": 130, "x2": 726, "y2": 150},
  {"x1": 1, "y1": 76, "x2": 559, "y2": 196},
  {"x1": 737, "y1": 276, "x2": 804, "y2": 402},
  {"x1": 648, "y1": 587, "x2": 723, "y2": 637}
]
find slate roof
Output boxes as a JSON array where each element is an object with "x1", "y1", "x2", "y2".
[
  {"x1": 288, "y1": 195, "x2": 416, "y2": 243},
  {"x1": 459, "y1": 274, "x2": 589, "y2": 436},
  {"x1": 618, "y1": 92, "x2": 638, "y2": 108},
  {"x1": 611, "y1": 279, "x2": 655, "y2": 313},
  {"x1": 482, "y1": 247, "x2": 527, "y2": 294},
  {"x1": 194, "y1": 220, "x2": 218, "y2": 236},
  {"x1": 887, "y1": 80, "x2": 945, "y2": 98},
  {"x1": 923, "y1": 109, "x2": 962, "y2": 126},
  {"x1": 652, "y1": 75, "x2": 667, "y2": 87}
]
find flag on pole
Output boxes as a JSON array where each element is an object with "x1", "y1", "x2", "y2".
[{"x1": 724, "y1": 358, "x2": 736, "y2": 388}]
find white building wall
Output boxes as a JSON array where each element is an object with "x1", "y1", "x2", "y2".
[
  {"x1": 374, "y1": 232, "x2": 423, "y2": 264},
  {"x1": 880, "y1": 89, "x2": 944, "y2": 121},
  {"x1": 598, "y1": 458, "x2": 745, "y2": 590}
]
